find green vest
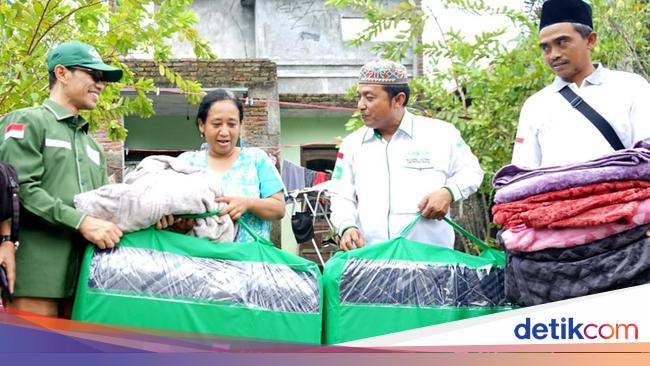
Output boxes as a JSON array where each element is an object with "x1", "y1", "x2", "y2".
[{"x1": 0, "y1": 99, "x2": 108, "y2": 298}]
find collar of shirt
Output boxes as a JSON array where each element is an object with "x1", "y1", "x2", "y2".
[
  {"x1": 43, "y1": 99, "x2": 89, "y2": 132},
  {"x1": 552, "y1": 63, "x2": 606, "y2": 91},
  {"x1": 361, "y1": 110, "x2": 414, "y2": 143}
]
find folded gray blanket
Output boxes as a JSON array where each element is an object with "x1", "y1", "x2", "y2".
[{"x1": 74, "y1": 155, "x2": 235, "y2": 242}]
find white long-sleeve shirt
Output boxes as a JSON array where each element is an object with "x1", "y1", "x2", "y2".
[
  {"x1": 329, "y1": 111, "x2": 484, "y2": 249},
  {"x1": 512, "y1": 65, "x2": 650, "y2": 168}
]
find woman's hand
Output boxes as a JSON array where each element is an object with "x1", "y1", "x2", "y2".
[
  {"x1": 155, "y1": 214, "x2": 195, "y2": 233},
  {"x1": 215, "y1": 196, "x2": 252, "y2": 221},
  {"x1": 216, "y1": 192, "x2": 285, "y2": 221},
  {"x1": 156, "y1": 214, "x2": 175, "y2": 229},
  {"x1": 0, "y1": 240, "x2": 16, "y2": 294},
  {"x1": 173, "y1": 218, "x2": 196, "y2": 233}
]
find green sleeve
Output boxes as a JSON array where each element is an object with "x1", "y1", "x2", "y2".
[
  {"x1": 0, "y1": 113, "x2": 85, "y2": 230},
  {"x1": 97, "y1": 140, "x2": 109, "y2": 186}
]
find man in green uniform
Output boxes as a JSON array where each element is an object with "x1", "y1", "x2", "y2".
[{"x1": 0, "y1": 41, "x2": 124, "y2": 318}]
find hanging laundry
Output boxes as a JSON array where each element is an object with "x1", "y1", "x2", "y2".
[
  {"x1": 281, "y1": 160, "x2": 305, "y2": 192},
  {"x1": 291, "y1": 211, "x2": 314, "y2": 243},
  {"x1": 313, "y1": 171, "x2": 329, "y2": 186},
  {"x1": 304, "y1": 168, "x2": 317, "y2": 188}
]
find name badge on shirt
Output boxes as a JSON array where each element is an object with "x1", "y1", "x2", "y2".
[
  {"x1": 86, "y1": 145, "x2": 100, "y2": 166},
  {"x1": 404, "y1": 149, "x2": 433, "y2": 169}
]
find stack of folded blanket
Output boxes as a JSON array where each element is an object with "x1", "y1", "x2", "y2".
[{"x1": 492, "y1": 142, "x2": 650, "y2": 306}]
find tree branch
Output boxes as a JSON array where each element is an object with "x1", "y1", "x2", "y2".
[
  {"x1": 26, "y1": 0, "x2": 53, "y2": 55},
  {"x1": 0, "y1": 1, "x2": 104, "y2": 111},
  {"x1": 32, "y1": 1, "x2": 104, "y2": 54},
  {"x1": 0, "y1": 85, "x2": 17, "y2": 113},
  {"x1": 0, "y1": 0, "x2": 55, "y2": 109},
  {"x1": 426, "y1": 4, "x2": 470, "y2": 118}
]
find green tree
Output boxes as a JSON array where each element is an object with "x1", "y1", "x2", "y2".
[
  {"x1": 0, "y1": 0, "x2": 216, "y2": 140},
  {"x1": 327, "y1": 0, "x2": 649, "y2": 245},
  {"x1": 590, "y1": 0, "x2": 649, "y2": 76}
]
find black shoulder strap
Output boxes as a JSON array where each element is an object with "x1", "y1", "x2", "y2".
[
  {"x1": 9, "y1": 172, "x2": 19, "y2": 244},
  {"x1": 559, "y1": 85, "x2": 625, "y2": 151},
  {"x1": 1, "y1": 164, "x2": 20, "y2": 243}
]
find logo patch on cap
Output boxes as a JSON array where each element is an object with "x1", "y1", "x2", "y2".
[{"x1": 87, "y1": 47, "x2": 102, "y2": 63}]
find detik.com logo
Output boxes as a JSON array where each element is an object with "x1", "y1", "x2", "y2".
[{"x1": 514, "y1": 317, "x2": 638, "y2": 340}]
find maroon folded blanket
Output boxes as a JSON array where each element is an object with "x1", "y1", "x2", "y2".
[
  {"x1": 548, "y1": 202, "x2": 638, "y2": 228},
  {"x1": 493, "y1": 180, "x2": 650, "y2": 229}
]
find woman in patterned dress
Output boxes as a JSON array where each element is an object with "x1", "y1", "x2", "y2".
[{"x1": 174, "y1": 89, "x2": 285, "y2": 242}]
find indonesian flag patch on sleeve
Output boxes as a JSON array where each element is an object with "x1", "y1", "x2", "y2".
[
  {"x1": 333, "y1": 152, "x2": 345, "y2": 180},
  {"x1": 4, "y1": 123, "x2": 25, "y2": 140},
  {"x1": 515, "y1": 137, "x2": 525, "y2": 144}
]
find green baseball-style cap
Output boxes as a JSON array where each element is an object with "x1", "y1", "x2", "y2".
[{"x1": 46, "y1": 41, "x2": 123, "y2": 82}]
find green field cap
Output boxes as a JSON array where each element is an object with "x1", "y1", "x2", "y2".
[{"x1": 47, "y1": 41, "x2": 123, "y2": 82}]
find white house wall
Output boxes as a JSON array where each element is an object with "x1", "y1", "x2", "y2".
[{"x1": 171, "y1": 0, "x2": 412, "y2": 94}]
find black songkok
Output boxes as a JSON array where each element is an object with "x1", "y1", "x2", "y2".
[{"x1": 539, "y1": 0, "x2": 593, "y2": 31}]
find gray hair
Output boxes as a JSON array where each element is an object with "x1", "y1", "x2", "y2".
[{"x1": 572, "y1": 23, "x2": 594, "y2": 38}]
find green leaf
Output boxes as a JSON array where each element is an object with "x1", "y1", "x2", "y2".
[{"x1": 0, "y1": 0, "x2": 217, "y2": 140}]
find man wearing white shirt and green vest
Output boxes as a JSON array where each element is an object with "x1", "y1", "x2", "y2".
[
  {"x1": 0, "y1": 41, "x2": 124, "y2": 317},
  {"x1": 512, "y1": 0, "x2": 650, "y2": 168},
  {"x1": 330, "y1": 60, "x2": 484, "y2": 251}
]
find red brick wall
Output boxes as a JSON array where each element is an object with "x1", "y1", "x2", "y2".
[
  {"x1": 92, "y1": 128, "x2": 124, "y2": 183},
  {"x1": 279, "y1": 93, "x2": 356, "y2": 109},
  {"x1": 126, "y1": 59, "x2": 277, "y2": 86}
]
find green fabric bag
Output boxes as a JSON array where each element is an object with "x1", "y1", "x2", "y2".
[
  {"x1": 72, "y1": 219, "x2": 323, "y2": 344},
  {"x1": 323, "y1": 216, "x2": 513, "y2": 344}
]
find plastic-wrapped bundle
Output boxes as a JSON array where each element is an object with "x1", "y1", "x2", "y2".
[
  {"x1": 340, "y1": 258, "x2": 506, "y2": 307},
  {"x1": 323, "y1": 216, "x2": 513, "y2": 344},
  {"x1": 88, "y1": 247, "x2": 319, "y2": 313},
  {"x1": 73, "y1": 222, "x2": 322, "y2": 344}
]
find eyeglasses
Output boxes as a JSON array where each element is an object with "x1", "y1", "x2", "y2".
[{"x1": 68, "y1": 66, "x2": 104, "y2": 83}]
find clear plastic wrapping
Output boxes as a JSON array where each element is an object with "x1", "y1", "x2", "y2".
[
  {"x1": 88, "y1": 247, "x2": 320, "y2": 313},
  {"x1": 339, "y1": 258, "x2": 506, "y2": 307}
]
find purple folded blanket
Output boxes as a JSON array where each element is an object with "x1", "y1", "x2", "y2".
[{"x1": 493, "y1": 142, "x2": 650, "y2": 203}]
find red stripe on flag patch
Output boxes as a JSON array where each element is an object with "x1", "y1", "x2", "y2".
[
  {"x1": 4, "y1": 122, "x2": 25, "y2": 140},
  {"x1": 337, "y1": 152, "x2": 344, "y2": 159},
  {"x1": 6, "y1": 123, "x2": 24, "y2": 132},
  {"x1": 515, "y1": 137, "x2": 524, "y2": 144}
]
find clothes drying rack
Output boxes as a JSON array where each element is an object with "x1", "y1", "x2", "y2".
[{"x1": 288, "y1": 182, "x2": 338, "y2": 267}]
